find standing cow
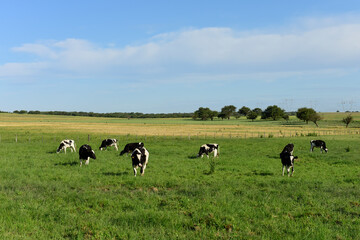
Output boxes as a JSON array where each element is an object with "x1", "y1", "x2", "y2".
[
  {"x1": 79, "y1": 144, "x2": 96, "y2": 166},
  {"x1": 310, "y1": 140, "x2": 328, "y2": 153},
  {"x1": 280, "y1": 143, "x2": 298, "y2": 177},
  {"x1": 99, "y1": 139, "x2": 118, "y2": 151},
  {"x1": 131, "y1": 147, "x2": 149, "y2": 176},
  {"x1": 197, "y1": 143, "x2": 219, "y2": 158},
  {"x1": 57, "y1": 139, "x2": 76, "y2": 154},
  {"x1": 120, "y1": 142, "x2": 144, "y2": 156}
]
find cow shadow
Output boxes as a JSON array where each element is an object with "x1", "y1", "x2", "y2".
[
  {"x1": 103, "y1": 171, "x2": 129, "y2": 176},
  {"x1": 188, "y1": 155, "x2": 198, "y2": 159},
  {"x1": 267, "y1": 154, "x2": 279, "y2": 160},
  {"x1": 55, "y1": 161, "x2": 78, "y2": 166}
]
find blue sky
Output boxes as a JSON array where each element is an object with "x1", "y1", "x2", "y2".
[{"x1": 1, "y1": 0, "x2": 360, "y2": 113}]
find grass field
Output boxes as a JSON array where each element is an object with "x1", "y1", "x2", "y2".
[
  {"x1": 0, "y1": 113, "x2": 359, "y2": 139},
  {"x1": 0, "y1": 113, "x2": 359, "y2": 239}
]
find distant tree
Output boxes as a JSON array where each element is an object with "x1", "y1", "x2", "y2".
[
  {"x1": 252, "y1": 108, "x2": 262, "y2": 116},
  {"x1": 218, "y1": 113, "x2": 226, "y2": 120},
  {"x1": 261, "y1": 105, "x2": 285, "y2": 120},
  {"x1": 309, "y1": 112, "x2": 322, "y2": 127},
  {"x1": 246, "y1": 111, "x2": 258, "y2": 121},
  {"x1": 221, "y1": 105, "x2": 237, "y2": 120},
  {"x1": 342, "y1": 114, "x2": 353, "y2": 128},
  {"x1": 296, "y1": 107, "x2": 316, "y2": 124},
  {"x1": 282, "y1": 114, "x2": 289, "y2": 121},
  {"x1": 233, "y1": 112, "x2": 241, "y2": 119},
  {"x1": 238, "y1": 106, "x2": 250, "y2": 117},
  {"x1": 193, "y1": 107, "x2": 216, "y2": 121}
]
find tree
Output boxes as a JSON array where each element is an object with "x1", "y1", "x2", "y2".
[
  {"x1": 193, "y1": 107, "x2": 217, "y2": 121},
  {"x1": 238, "y1": 106, "x2": 250, "y2": 117},
  {"x1": 296, "y1": 107, "x2": 316, "y2": 124},
  {"x1": 246, "y1": 111, "x2": 258, "y2": 121},
  {"x1": 282, "y1": 114, "x2": 289, "y2": 121},
  {"x1": 252, "y1": 108, "x2": 262, "y2": 116},
  {"x1": 261, "y1": 105, "x2": 285, "y2": 120},
  {"x1": 309, "y1": 113, "x2": 322, "y2": 127},
  {"x1": 342, "y1": 114, "x2": 353, "y2": 128},
  {"x1": 218, "y1": 113, "x2": 226, "y2": 120},
  {"x1": 220, "y1": 105, "x2": 236, "y2": 120}
]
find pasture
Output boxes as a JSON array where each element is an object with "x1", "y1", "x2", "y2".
[{"x1": 0, "y1": 113, "x2": 359, "y2": 239}]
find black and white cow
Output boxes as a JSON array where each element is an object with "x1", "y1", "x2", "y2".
[
  {"x1": 197, "y1": 143, "x2": 219, "y2": 158},
  {"x1": 99, "y1": 138, "x2": 118, "y2": 151},
  {"x1": 131, "y1": 147, "x2": 149, "y2": 176},
  {"x1": 280, "y1": 143, "x2": 297, "y2": 176},
  {"x1": 56, "y1": 139, "x2": 76, "y2": 154},
  {"x1": 281, "y1": 143, "x2": 294, "y2": 155},
  {"x1": 280, "y1": 150, "x2": 298, "y2": 177},
  {"x1": 120, "y1": 142, "x2": 144, "y2": 156},
  {"x1": 79, "y1": 144, "x2": 96, "y2": 166},
  {"x1": 310, "y1": 140, "x2": 328, "y2": 153}
]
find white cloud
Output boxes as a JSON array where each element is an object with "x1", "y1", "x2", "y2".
[{"x1": 2, "y1": 17, "x2": 360, "y2": 83}]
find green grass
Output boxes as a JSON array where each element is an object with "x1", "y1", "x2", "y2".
[{"x1": 0, "y1": 132, "x2": 359, "y2": 239}]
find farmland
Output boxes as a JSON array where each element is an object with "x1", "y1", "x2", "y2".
[{"x1": 0, "y1": 113, "x2": 359, "y2": 239}]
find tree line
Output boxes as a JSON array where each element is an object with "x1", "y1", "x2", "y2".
[
  {"x1": 193, "y1": 105, "x2": 355, "y2": 128},
  {"x1": 5, "y1": 106, "x2": 355, "y2": 128},
  {"x1": 10, "y1": 110, "x2": 193, "y2": 119}
]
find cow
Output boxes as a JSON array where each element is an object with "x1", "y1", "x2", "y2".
[
  {"x1": 79, "y1": 144, "x2": 96, "y2": 166},
  {"x1": 310, "y1": 140, "x2": 328, "y2": 153},
  {"x1": 99, "y1": 138, "x2": 118, "y2": 151},
  {"x1": 280, "y1": 143, "x2": 297, "y2": 176},
  {"x1": 120, "y1": 142, "x2": 144, "y2": 156},
  {"x1": 197, "y1": 143, "x2": 219, "y2": 158},
  {"x1": 131, "y1": 147, "x2": 149, "y2": 176},
  {"x1": 56, "y1": 139, "x2": 76, "y2": 154},
  {"x1": 280, "y1": 151, "x2": 298, "y2": 177}
]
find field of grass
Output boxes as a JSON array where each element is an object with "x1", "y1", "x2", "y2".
[
  {"x1": 0, "y1": 113, "x2": 359, "y2": 139},
  {"x1": 0, "y1": 126, "x2": 359, "y2": 238}
]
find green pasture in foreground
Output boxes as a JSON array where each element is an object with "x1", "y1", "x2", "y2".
[{"x1": 0, "y1": 132, "x2": 359, "y2": 239}]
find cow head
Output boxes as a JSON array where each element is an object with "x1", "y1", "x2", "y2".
[{"x1": 90, "y1": 150, "x2": 96, "y2": 159}]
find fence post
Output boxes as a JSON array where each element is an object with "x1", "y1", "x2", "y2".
[{"x1": 15, "y1": 134, "x2": 17, "y2": 143}]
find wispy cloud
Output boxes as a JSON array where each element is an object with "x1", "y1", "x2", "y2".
[{"x1": 2, "y1": 16, "x2": 360, "y2": 83}]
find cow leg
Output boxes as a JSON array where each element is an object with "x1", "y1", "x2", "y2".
[
  {"x1": 64, "y1": 147, "x2": 66, "y2": 154},
  {"x1": 213, "y1": 149, "x2": 218, "y2": 158},
  {"x1": 80, "y1": 159, "x2": 83, "y2": 167},
  {"x1": 140, "y1": 165, "x2": 146, "y2": 176},
  {"x1": 133, "y1": 166, "x2": 138, "y2": 177},
  {"x1": 114, "y1": 144, "x2": 118, "y2": 151},
  {"x1": 85, "y1": 157, "x2": 90, "y2": 165},
  {"x1": 282, "y1": 165, "x2": 285, "y2": 176}
]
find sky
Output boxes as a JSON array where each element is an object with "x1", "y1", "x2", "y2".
[{"x1": 1, "y1": 0, "x2": 360, "y2": 113}]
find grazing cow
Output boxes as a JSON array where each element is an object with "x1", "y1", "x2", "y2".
[
  {"x1": 56, "y1": 139, "x2": 76, "y2": 154},
  {"x1": 310, "y1": 140, "x2": 328, "y2": 153},
  {"x1": 120, "y1": 142, "x2": 144, "y2": 156},
  {"x1": 131, "y1": 147, "x2": 149, "y2": 176},
  {"x1": 99, "y1": 138, "x2": 118, "y2": 151},
  {"x1": 197, "y1": 143, "x2": 219, "y2": 158},
  {"x1": 280, "y1": 150, "x2": 298, "y2": 177},
  {"x1": 79, "y1": 144, "x2": 96, "y2": 166}
]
